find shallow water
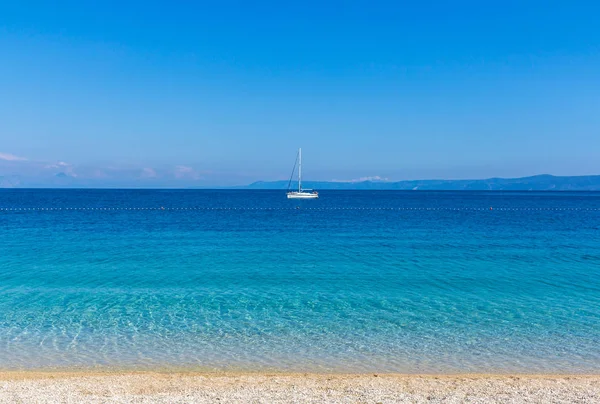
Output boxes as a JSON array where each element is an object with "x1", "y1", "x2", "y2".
[{"x1": 0, "y1": 189, "x2": 599, "y2": 372}]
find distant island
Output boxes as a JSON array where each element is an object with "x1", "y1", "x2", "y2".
[
  {"x1": 242, "y1": 175, "x2": 600, "y2": 191},
  {"x1": 2, "y1": 174, "x2": 600, "y2": 190}
]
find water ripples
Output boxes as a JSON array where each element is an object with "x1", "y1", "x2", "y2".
[{"x1": 0, "y1": 190, "x2": 599, "y2": 372}]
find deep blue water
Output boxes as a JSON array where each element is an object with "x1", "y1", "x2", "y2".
[{"x1": 0, "y1": 189, "x2": 599, "y2": 372}]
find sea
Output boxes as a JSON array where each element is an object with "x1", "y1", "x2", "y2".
[{"x1": 0, "y1": 189, "x2": 599, "y2": 373}]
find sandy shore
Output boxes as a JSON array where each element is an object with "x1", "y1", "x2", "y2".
[{"x1": 0, "y1": 372, "x2": 598, "y2": 403}]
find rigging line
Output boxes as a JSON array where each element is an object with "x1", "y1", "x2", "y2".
[{"x1": 286, "y1": 150, "x2": 299, "y2": 191}]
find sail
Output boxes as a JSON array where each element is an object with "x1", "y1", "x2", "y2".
[{"x1": 287, "y1": 150, "x2": 299, "y2": 191}]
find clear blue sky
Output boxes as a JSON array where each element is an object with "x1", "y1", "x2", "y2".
[{"x1": 1, "y1": 1, "x2": 599, "y2": 186}]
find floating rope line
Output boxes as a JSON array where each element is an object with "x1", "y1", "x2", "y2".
[{"x1": 0, "y1": 207, "x2": 599, "y2": 212}]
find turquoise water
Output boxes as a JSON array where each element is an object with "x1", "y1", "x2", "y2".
[{"x1": 1, "y1": 189, "x2": 599, "y2": 372}]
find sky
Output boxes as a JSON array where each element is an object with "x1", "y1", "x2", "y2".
[{"x1": 1, "y1": 1, "x2": 599, "y2": 187}]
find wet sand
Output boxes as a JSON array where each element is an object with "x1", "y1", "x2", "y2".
[{"x1": 0, "y1": 371, "x2": 598, "y2": 403}]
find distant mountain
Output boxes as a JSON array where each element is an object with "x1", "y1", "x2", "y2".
[
  {"x1": 2, "y1": 174, "x2": 600, "y2": 190},
  {"x1": 244, "y1": 175, "x2": 600, "y2": 191},
  {"x1": 0, "y1": 175, "x2": 21, "y2": 188}
]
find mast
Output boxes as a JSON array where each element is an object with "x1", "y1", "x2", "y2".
[{"x1": 298, "y1": 148, "x2": 302, "y2": 192}]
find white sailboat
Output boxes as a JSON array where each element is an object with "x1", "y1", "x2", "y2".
[{"x1": 287, "y1": 148, "x2": 319, "y2": 199}]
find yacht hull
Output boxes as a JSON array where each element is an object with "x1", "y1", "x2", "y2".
[{"x1": 287, "y1": 192, "x2": 319, "y2": 199}]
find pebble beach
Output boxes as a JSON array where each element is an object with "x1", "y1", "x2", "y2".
[{"x1": 1, "y1": 372, "x2": 599, "y2": 403}]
